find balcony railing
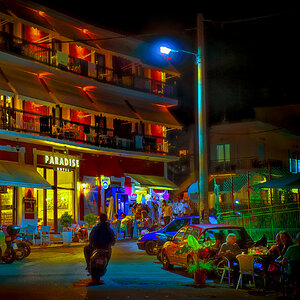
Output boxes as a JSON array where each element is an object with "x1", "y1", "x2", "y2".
[
  {"x1": 0, "y1": 106, "x2": 169, "y2": 155},
  {"x1": 210, "y1": 158, "x2": 286, "y2": 173},
  {"x1": 0, "y1": 32, "x2": 176, "y2": 98}
]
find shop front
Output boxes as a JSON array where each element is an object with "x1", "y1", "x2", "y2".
[
  {"x1": 34, "y1": 150, "x2": 80, "y2": 233},
  {"x1": 0, "y1": 159, "x2": 52, "y2": 226}
]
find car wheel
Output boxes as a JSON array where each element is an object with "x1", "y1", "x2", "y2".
[
  {"x1": 162, "y1": 250, "x2": 173, "y2": 270},
  {"x1": 145, "y1": 240, "x2": 156, "y2": 255}
]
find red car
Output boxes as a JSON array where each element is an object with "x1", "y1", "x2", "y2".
[{"x1": 161, "y1": 224, "x2": 253, "y2": 270}]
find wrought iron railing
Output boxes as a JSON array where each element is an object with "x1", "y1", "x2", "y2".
[
  {"x1": 0, "y1": 106, "x2": 169, "y2": 155},
  {"x1": 0, "y1": 32, "x2": 176, "y2": 98}
]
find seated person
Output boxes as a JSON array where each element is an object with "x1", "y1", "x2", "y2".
[
  {"x1": 279, "y1": 231, "x2": 294, "y2": 260},
  {"x1": 73, "y1": 224, "x2": 88, "y2": 242},
  {"x1": 218, "y1": 233, "x2": 242, "y2": 284},
  {"x1": 209, "y1": 232, "x2": 226, "y2": 254},
  {"x1": 218, "y1": 233, "x2": 242, "y2": 261},
  {"x1": 268, "y1": 232, "x2": 283, "y2": 259},
  {"x1": 281, "y1": 232, "x2": 300, "y2": 277}
]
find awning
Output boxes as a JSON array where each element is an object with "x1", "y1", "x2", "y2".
[
  {"x1": 125, "y1": 173, "x2": 178, "y2": 190},
  {"x1": 253, "y1": 173, "x2": 300, "y2": 189},
  {"x1": 0, "y1": 161, "x2": 52, "y2": 189}
]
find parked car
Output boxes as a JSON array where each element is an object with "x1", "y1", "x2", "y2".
[
  {"x1": 137, "y1": 216, "x2": 201, "y2": 255},
  {"x1": 160, "y1": 224, "x2": 254, "y2": 270}
]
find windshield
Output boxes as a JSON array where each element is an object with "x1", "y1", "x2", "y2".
[
  {"x1": 199, "y1": 227, "x2": 253, "y2": 249},
  {"x1": 164, "y1": 218, "x2": 190, "y2": 233}
]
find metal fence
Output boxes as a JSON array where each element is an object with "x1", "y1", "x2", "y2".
[
  {"x1": 217, "y1": 202, "x2": 300, "y2": 243},
  {"x1": 212, "y1": 165, "x2": 300, "y2": 243}
]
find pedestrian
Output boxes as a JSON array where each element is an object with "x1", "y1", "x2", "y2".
[
  {"x1": 172, "y1": 199, "x2": 180, "y2": 219},
  {"x1": 161, "y1": 200, "x2": 172, "y2": 226},
  {"x1": 110, "y1": 213, "x2": 120, "y2": 238},
  {"x1": 182, "y1": 199, "x2": 191, "y2": 216}
]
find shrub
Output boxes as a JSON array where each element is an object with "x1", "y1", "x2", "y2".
[
  {"x1": 84, "y1": 214, "x2": 98, "y2": 227},
  {"x1": 59, "y1": 212, "x2": 74, "y2": 228}
]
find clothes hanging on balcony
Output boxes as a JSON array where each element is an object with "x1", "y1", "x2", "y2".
[
  {"x1": 88, "y1": 62, "x2": 96, "y2": 77},
  {"x1": 135, "y1": 136, "x2": 143, "y2": 149},
  {"x1": 56, "y1": 51, "x2": 68, "y2": 67}
]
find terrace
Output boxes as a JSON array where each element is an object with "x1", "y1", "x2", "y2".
[
  {"x1": 0, "y1": 98, "x2": 169, "y2": 155},
  {"x1": 0, "y1": 31, "x2": 177, "y2": 99}
]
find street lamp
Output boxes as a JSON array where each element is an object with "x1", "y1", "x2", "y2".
[{"x1": 159, "y1": 14, "x2": 209, "y2": 222}]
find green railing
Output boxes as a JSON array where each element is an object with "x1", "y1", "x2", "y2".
[{"x1": 217, "y1": 202, "x2": 300, "y2": 243}]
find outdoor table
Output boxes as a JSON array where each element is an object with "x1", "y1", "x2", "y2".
[{"x1": 248, "y1": 252, "x2": 281, "y2": 292}]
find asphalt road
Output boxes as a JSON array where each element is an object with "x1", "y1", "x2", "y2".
[{"x1": 0, "y1": 241, "x2": 281, "y2": 300}]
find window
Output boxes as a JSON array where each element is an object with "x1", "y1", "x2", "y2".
[
  {"x1": 182, "y1": 227, "x2": 194, "y2": 241},
  {"x1": 193, "y1": 228, "x2": 200, "y2": 239},
  {"x1": 164, "y1": 218, "x2": 190, "y2": 233},
  {"x1": 289, "y1": 151, "x2": 299, "y2": 173},
  {"x1": 217, "y1": 144, "x2": 230, "y2": 162},
  {"x1": 201, "y1": 227, "x2": 253, "y2": 249},
  {"x1": 191, "y1": 217, "x2": 200, "y2": 225},
  {"x1": 173, "y1": 227, "x2": 187, "y2": 242}
]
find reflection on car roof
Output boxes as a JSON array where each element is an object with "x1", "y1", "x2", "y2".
[{"x1": 187, "y1": 224, "x2": 243, "y2": 229}]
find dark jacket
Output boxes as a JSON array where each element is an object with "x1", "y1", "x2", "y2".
[{"x1": 89, "y1": 221, "x2": 115, "y2": 250}]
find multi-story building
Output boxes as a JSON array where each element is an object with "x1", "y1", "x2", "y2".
[{"x1": 0, "y1": 0, "x2": 181, "y2": 231}]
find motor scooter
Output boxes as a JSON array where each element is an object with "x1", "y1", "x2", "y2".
[
  {"x1": 0, "y1": 226, "x2": 16, "y2": 264},
  {"x1": 88, "y1": 249, "x2": 109, "y2": 284},
  {"x1": 9, "y1": 225, "x2": 31, "y2": 260}
]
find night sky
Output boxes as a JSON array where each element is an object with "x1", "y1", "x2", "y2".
[{"x1": 33, "y1": 1, "x2": 298, "y2": 126}]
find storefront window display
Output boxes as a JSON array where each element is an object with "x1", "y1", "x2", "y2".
[
  {"x1": 0, "y1": 186, "x2": 14, "y2": 225},
  {"x1": 36, "y1": 167, "x2": 75, "y2": 231}
]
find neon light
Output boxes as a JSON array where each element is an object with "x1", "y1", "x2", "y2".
[{"x1": 44, "y1": 155, "x2": 80, "y2": 168}]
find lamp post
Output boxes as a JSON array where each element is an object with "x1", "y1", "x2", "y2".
[{"x1": 160, "y1": 14, "x2": 209, "y2": 222}]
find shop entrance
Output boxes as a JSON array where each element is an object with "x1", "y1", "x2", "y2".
[
  {"x1": 36, "y1": 167, "x2": 75, "y2": 232},
  {"x1": 0, "y1": 186, "x2": 16, "y2": 225}
]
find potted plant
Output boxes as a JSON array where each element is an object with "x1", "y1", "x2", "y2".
[
  {"x1": 59, "y1": 212, "x2": 74, "y2": 245},
  {"x1": 84, "y1": 214, "x2": 98, "y2": 237},
  {"x1": 176, "y1": 235, "x2": 215, "y2": 285}
]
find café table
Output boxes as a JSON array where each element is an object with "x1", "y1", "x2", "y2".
[{"x1": 248, "y1": 251, "x2": 281, "y2": 292}]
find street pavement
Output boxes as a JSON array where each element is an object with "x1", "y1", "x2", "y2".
[{"x1": 0, "y1": 240, "x2": 282, "y2": 300}]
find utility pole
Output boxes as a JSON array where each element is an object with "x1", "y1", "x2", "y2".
[{"x1": 196, "y1": 13, "x2": 209, "y2": 222}]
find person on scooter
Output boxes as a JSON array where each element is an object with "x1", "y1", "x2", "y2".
[{"x1": 84, "y1": 213, "x2": 115, "y2": 272}]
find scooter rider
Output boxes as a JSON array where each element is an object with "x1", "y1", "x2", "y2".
[{"x1": 84, "y1": 213, "x2": 115, "y2": 270}]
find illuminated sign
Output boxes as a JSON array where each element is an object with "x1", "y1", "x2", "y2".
[
  {"x1": 44, "y1": 155, "x2": 80, "y2": 171},
  {"x1": 101, "y1": 176, "x2": 110, "y2": 190}
]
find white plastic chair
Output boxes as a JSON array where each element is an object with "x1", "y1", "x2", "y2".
[
  {"x1": 236, "y1": 254, "x2": 255, "y2": 289},
  {"x1": 217, "y1": 257, "x2": 231, "y2": 285}
]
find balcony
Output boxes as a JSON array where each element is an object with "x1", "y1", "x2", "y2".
[
  {"x1": 210, "y1": 158, "x2": 286, "y2": 174},
  {"x1": 0, "y1": 32, "x2": 177, "y2": 99},
  {"x1": 0, "y1": 105, "x2": 169, "y2": 155}
]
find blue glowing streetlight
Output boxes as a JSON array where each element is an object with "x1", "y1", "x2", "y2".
[{"x1": 159, "y1": 14, "x2": 209, "y2": 222}]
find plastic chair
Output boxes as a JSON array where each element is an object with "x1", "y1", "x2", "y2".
[
  {"x1": 40, "y1": 226, "x2": 51, "y2": 246},
  {"x1": 217, "y1": 257, "x2": 231, "y2": 285},
  {"x1": 26, "y1": 225, "x2": 38, "y2": 245},
  {"x1": 236, "y1": 254, "x2": 255, "y2": 289}
]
